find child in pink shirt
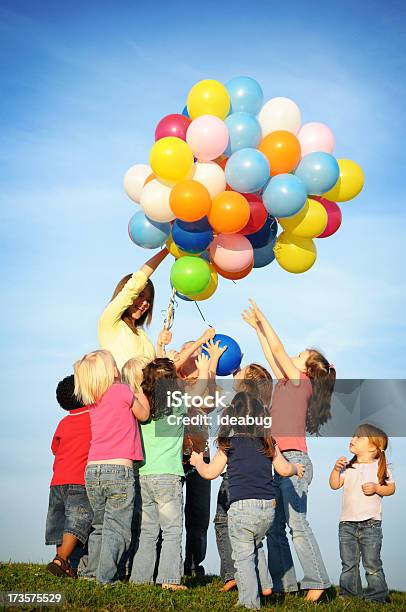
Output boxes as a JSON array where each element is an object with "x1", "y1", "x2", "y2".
[
  {"x1": 330, "y1": 424, "x2": 395, "y2": 603},
  {"x1": 73, "y1": 349, "x2": 149, "y2": 584}
]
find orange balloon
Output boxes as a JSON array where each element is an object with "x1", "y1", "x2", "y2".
[
  {"x1": 169, "y1": 180, "x2": 212, "y2": 222},
  {"x1": 144, "y1": 172, "x2": 156, "y2": 186},
  {"x1": 214, "y1": 261, "x2": 253, "y2": 280},
  {"x1": 258, "y1": 130, "x2": 301, "y2": 176},
  {"x1": 208, "y1": 191, "x2": 250, "y2": 234}
]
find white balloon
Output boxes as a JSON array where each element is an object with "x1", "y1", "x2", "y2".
[
  {"x1": 124, "y1": 164, "x2": 151, "y2": 203},
  {"x1": 192, "y1": 161, "x2": 226, "y2": 199},
  {"x1": 258, "y1": 97, "x2": 301, "y2": 137},
  {"x1": 140, "y1": 179, "x2": 176, "y2": 223}
]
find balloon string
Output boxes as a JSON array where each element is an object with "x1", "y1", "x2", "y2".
[{"x1": 194, "y1": 301, "x2": 213, "y2": 328}]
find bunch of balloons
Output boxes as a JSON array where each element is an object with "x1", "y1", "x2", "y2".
[{"x1": 124, "y1": 77, "x2": 364, "y2": 301}]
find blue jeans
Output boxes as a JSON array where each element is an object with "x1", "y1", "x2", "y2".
[
  {"x1": 214, "y1": 473, "x2": 235, "y2": 582},
  {"x1": 45, "y1": 484, "x2": 93, "y2": 546},
  {"x1": 339, "y1": 519, "x2": 388, "y2": 603},
  {"x1": 81, "y1": 464, "x2": 135, "y2": 584},
  {"x1": 228, "y1": 499, "x2": 275, "y2": 610},
  {"x1": 130, "y1": 474, "x2": 183, "y2": 585},
  {"x1": 267, "y1": 451, "x2": 330, "y2": 591}
]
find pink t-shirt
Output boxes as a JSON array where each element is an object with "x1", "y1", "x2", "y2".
[
  {"x1": 340, "y1": 460, "x2": 394, "y2": 522},
  {"x1": 87, "y1": 383, "x2": 143, "y2": 462},
  {"x1": 270, "y1": 372, "x2": 312, "y2": 453}
]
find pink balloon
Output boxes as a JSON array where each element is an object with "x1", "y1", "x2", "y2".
[
  {"x1": 313, "y1": 196, "x2": 342, "y2": 238},
  {"x1": 297, "y1": 122, "x2": 335, "y2": 157},
  {"x1": 155, "y1": 114, "x2": 191, "y2": 141},
  {"x1": 209, "y1": 233, "x2": 253, "y2": 272},
  {"x1": 186, "y1": 115, "x2": 229, "y2": 162}
]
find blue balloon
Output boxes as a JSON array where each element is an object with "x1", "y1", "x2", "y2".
[
  {"x1": 294, "y1": 152, "x2": 340, "y2": 195},
  {"x1": 224, "y1": 112, "x2": 262, "y2": 157},
  {"x1": 177, "y1": 217, "x2": 211, "y2": 232},
  {"x1": 253, "y1": 240, "x2": 276, "y2": 268},
  {"x1": 247, "y1": 215, "x2": 278, "y2": 248},
  {"x1": 182, "y1": 105, "x2": 190, "y2": 118},
  {"x1": 225, "y1": 76, "x2": 264, "y2": 115},
  {"x1": 128, "y1": 212, "x2": 170, "y2": 249},
  {"x1": 262, "y1": 174, "x2": 307, "y2": 218},
  {"x1": 202, "y1": 333, "x2": 242, "y2": 376},
  {"x1": 225, "y1": 148, "x2": 270, "y2": 194},
  {"x1": 171, "y1": 219, "x2": 213, "y2": 253}
]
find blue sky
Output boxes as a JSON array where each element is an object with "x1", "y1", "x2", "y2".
[{"x1": 1, "y1": 0, "x2": 406, "y2": 590}]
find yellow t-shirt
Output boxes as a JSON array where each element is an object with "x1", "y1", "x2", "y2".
[{"x1": 98, "y1": 270, "x2": 156, "y2": 371}]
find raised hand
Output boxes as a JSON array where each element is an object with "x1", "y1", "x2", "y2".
[
  {"x1": 242, "y1": 306, "x2": 259, "y2": 329},
  {"x1": 249, "y1": 298, "x2": 266, "y2": 322},
  {"x1": 195, "y1": 353, "x2": 210, "y2": 374},
  {"x1": 158, "y1": 329, "x2": 172, "y2": 347},
  {"x1": 203, "y1": 338, "x2": 227, "y2": 359},
  {"x1": 334, "y1": 457, "x2": 348, "y2": 472},
  {"x1": 199, "y1": 327, "x2": 216, "y2": 345}
]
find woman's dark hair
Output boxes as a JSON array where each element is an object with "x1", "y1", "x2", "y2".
[
  {"x1": 142, "y1": 358, "x2": 181, "y2": 420},
  {"x1": 216, "y1": 391, "x2": 275, "y2": 458},
  {"x1": 305, "y1": 349, "x2": 336, "y2": 435},
  {"x1": 110, "y1": 274, "x2": 155, "y2": 331},
  {"x1": 56, "y1": 375, "x2": 85, "y2": 411}
]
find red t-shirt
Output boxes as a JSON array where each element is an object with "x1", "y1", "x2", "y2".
[
  {"x1": 50, "y1": 407, "x2": 91, "y2": 486},
  {"x1": 270, "y1": 372, "x2": 312, "y2": 453}
]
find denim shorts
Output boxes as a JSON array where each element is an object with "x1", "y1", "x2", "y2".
[{"x1": 45, "y1": 484, "x2": 93, "y2": 546}]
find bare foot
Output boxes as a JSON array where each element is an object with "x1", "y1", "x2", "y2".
[
  {"x1": 162, "y1": 583, "x2": 188, "y2": 591},
  {"x1": 305, "y1": 589, "x2": 325, "y2": 602},
  {"x1": 219, "y1": 579, "x2": 237, "y2": 592},
  {"x1": 262, "y1": 588, "x2": 273, "y2": 596}
]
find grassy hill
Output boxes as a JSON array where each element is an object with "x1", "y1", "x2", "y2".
[{"x1": 1, "y1": 563, "x2": 404, "y2": 610}]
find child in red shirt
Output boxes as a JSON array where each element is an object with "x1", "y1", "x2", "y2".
[{"x1": 45, "y1": 375, "x2": 93, "y2": 578}]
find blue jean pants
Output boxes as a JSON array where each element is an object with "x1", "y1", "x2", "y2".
[
  {"x1": 267, "y1": 451, "x2": 330, "y2": 592},
  {"x1": 228, "y1": 499, "x2": 275, "y2": 610},
  {"x1": 81, "y1": 464, "x2": 135, "y2": 584},
  {"x1": 130, "y1": 474, "x2": 183, "y2": 585},
  {"x1": 339, "y1": 519, "x2": 388, "y2": 603}
]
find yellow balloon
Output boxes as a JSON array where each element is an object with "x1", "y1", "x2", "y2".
[
  {"x1": 166, "y1": 238, "x2": 202, "y2": 259},
  {"x1": 274, "y1": 232, "x2": 317, "y2": 273},
  {"x1": 150, "y1": 137, "x2": 194, "y2": 183},
  {"x1": 279, "y1": 198, "x2": 328, "y2": 238},
  {"x1": 323, "y1": 159, "x2": 364, "y2": 202},
  {"x1": 187, "y1": 79, "x2": 230, "y2": 120},
  {"x1": 188, "y1": 264, "x2": 218, "y2": 301}
]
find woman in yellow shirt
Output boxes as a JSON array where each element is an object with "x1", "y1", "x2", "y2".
[{"x1": 98, "y1": 249, "x2": 169, "y2": 371}]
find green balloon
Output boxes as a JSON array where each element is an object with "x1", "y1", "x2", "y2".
[{"x1": 170, "y1": 256, "x2": 211, "y2": 295}]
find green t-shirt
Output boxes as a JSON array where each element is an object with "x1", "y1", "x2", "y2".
[{"x1": 138, "y1": 401, "x2": 185, "y2": 476}]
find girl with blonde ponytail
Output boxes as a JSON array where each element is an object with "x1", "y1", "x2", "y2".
[{"x1": 329, "y1": 424, "x2": 396, "y2": 603}]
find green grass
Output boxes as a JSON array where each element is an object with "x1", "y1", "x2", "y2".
[{"x1": 0, "y1": 563, "x2": 404, "y2": 611}]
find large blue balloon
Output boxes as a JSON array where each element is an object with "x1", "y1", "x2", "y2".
[
  {"x1": 128, "y1": 212, "x2": 170, "y2": 249},
  {"x1": 177, "y1": 217, "x2": 211, "y2": 232},
  {"x1": 226, "y1": 76, "x2": 264, "y2": 115},
  {"x1": 202, "y1": 333, "x2": 242, "y2": 376},
  {"x1": 262, "y1": 174, "x2": 307, "y2": 218},
  {"x1": 253, "y1": 240, "x2": 276, "y2": 268},
  {"x1": 171, "y1": 219, "x2": 213, "y2": 253},
  {"x1": 224, "y1": 112, "x2": 261, "y2": 157},
  {"x1": 247, "y1": 215, "x2": 278, "y2": 248},
  {"x1": 294, "y1": 152, "x2": 340, "y2": 195},
  {"x1": 225, "y1": 148, "x2": 270, "y2": 194}
]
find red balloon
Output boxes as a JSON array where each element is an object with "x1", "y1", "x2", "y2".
[
  {"x1": 240, "y1": 194, "x2": 268, "y2": 235},
  {"x1": 313, "y1": 196, "x2": 342, "y2": 238},
  {"x1": 214, "y1": 261, "x2": 253, "y2": 280},
  {"x1": 155, "y1": 114, "x2": 191, "y2": 142}
]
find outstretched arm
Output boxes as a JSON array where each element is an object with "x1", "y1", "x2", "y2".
[
  {"x1": 141, "y1": 248, "x2": 169, "y2": 278},
  {"x1": 242, "y1": 305, "x2": 284, "y2": 380},
  {"x1": 248, "y1": 300, "x2": 301, "y2": 383}
]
